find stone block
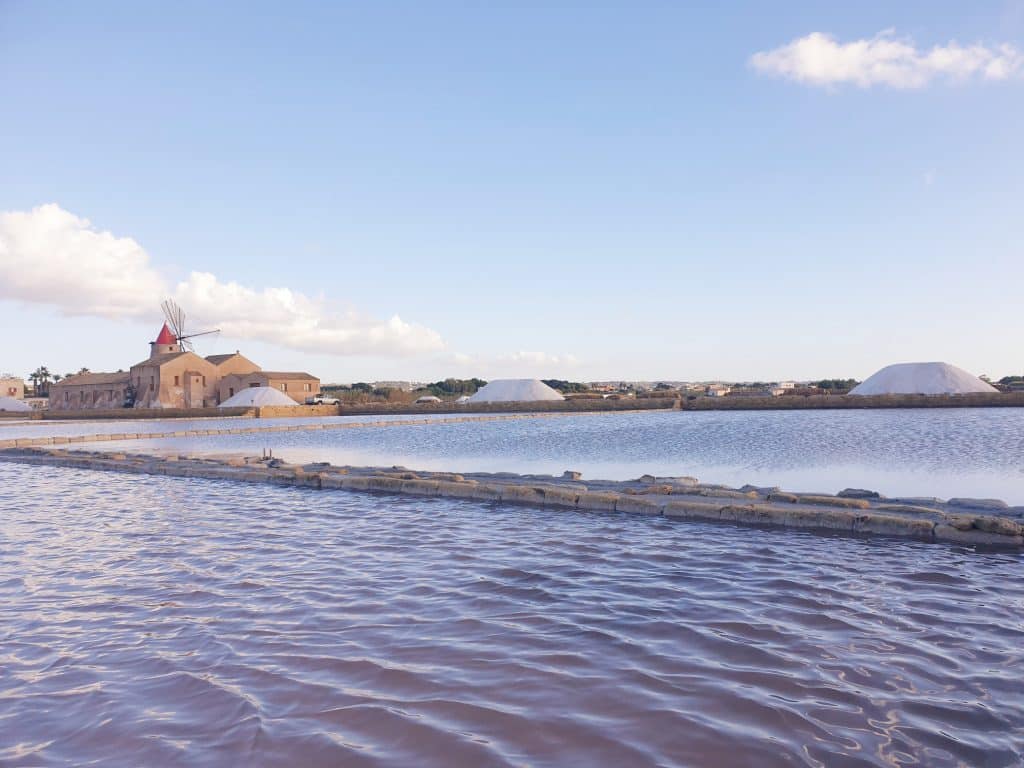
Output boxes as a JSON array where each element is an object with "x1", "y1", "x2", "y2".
[
  {"x1": 402, "y1": 479, "x2": 441, "y2": 496},
  {"x1": 852, "y1": 513, "x2": 935, "y2": 539},
  {"x1": 782, "y1": 507, "x2": 853, "y2": 531},
  {"x1": 531, "y1": 486, "x2": 575, "y2": 508},
  {"x1": 948, "y1": 498, "x2": 1009, "y2": 511},
  {"x1": 615, "y1": 496, "x2": 663, "y2": 515},
  {"x1": 795, "y1": 494, "x2": 870, "y2": 510},
  {"x1": 719, "y1": 504, "x2": 782, "y2": 525},
  {"x1": 839, "y1": 488, "x2": 881, "y2": 499},
  {"x1": 500, "y1": 485, "x2": 545, "y2": 505},
  {"x1": 876, "y1": 504, "x2": 943, "y2": 516},
  {"x1": 367, "y1": 476, "x2": 404, "y2": 492},
  {"x1": 662, "y1": 500, "x2": 723, "y2": 521},
  {"x1": 971, "y1": 516, "x2": 1023, "y2": 537},
  {"x1": 465, "y1": 483, "x2": 503, "y2": 501},
  {"x1": 575, "y1": 491, "x2": 617, "y2": 511},
  {"x1": 935, "y1": 524, "x2": 1024, "y2": 547}
]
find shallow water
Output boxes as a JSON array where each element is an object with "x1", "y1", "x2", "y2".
[
  {"x1": 1, "y1": 463, "x2": 1022, "y2": 767},
  {"x1": 0, "y1": 412, "x2": 449, "y2": 440},
  {"x1": 98, "y1": 408, "x2": 1024, "y2": 504}
]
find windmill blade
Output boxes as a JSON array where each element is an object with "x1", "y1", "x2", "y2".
[
  {"x1": 161, "y1": 298, "x2": 189, "y2": 343},
  {"x1": 159, "y1": 299, "x2": 220, "y2": 352}
]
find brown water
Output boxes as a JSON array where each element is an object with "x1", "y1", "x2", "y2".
[{"x1": 1, "y1": 463, "x2": 1022, "y2": 767}]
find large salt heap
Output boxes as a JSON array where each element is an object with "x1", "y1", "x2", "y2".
[
  {"x1": 0, "y1": 396, "x2": 32, "y2": 412},
  {"x1": 467, "y1": 379, "x2": 565, "y2": 403},
  {"x1": 218, "y1": 386, "x2": 300, "y2": 407},
  {"x1": 849, "y1": 362, "x2": 998, "y2": 396}
]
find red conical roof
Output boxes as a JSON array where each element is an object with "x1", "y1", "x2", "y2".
[{"x1": 155, "y1": 323, "x2": 177, "y2": 345}]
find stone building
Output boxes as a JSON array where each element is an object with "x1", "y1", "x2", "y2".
[
  {"x1": 49, "y1": 324, "x2": 319, "y2": 410},
  {"x1": 51, "y1": 372, "x2": 131, "y2": 410},
  {"x1": 1, "y1": 376, "x2": 25, "y2": 399},
  {"x1": 219, "y1": 371, "x2": 320, "y2": 404}
]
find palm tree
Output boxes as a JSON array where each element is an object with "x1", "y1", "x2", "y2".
[
  {"x1": 77, "y1": 367, "x2": 90, "y2": 375},
  {"x1": 30, "y1": 366, "x2": 52, "y2": 397}
]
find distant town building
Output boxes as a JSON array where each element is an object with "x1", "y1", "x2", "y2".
[
  {"x1": 0, "y1": 376, "x2": 25, "y2": 399},
  {"x1": 49, "y1": 324, "x2": 319, "y2": 410},
  {"x1": 705, "y1": 385, "x2": 731, "y2": 397}
]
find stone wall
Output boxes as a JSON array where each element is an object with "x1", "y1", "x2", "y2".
[
  {"x1": 337, "y1": 398, "x2": 679, "y2": 417},
  {"x1": 4, "y1": 448, "x2": 1021, "y2": 548},
  {"x1": 37, "y1": 406, "x2": 255, "y2": 421},
  {"x1": 256, "y1": 404, "x2": 339, "y2": 418}
]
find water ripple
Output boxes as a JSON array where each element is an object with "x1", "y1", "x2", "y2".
[{"x1": 1, "y1": 463, "x2": 1022, "y2": 767}]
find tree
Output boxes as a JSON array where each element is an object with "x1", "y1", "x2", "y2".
[
  {"x1": 29, "y1": 366, "x2": 52, "y2": 396},
  {"x1": 816, "y1": 378, "x2": 859, "y2": 391},
  {"x1": 418, "y1": 378, "x2": 487, "y2": 397},
  {"x1": 542, "y1": 379, "x2": 589, "y2": 393}
]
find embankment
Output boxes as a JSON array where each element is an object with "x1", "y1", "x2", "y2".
[
  {"x1": 0, "y1": 411, "x2": 611, "y2": 450},
  {"x1": 3, "y1": 448, "x2": 1021, "y2": 548},
  {"x1": 681, "y1": 392, "x2": 1024, "y2": 410}
]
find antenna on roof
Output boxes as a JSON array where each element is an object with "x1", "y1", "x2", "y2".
[{"x1": 160, "y1": 298, "x2": 220, "y2": 352}]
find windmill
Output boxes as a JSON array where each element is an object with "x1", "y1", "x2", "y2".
[{"x1": 160, "y1": 299, "x2": 220, "y2": 352}]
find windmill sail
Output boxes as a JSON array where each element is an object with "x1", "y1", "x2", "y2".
[{"x1": 161, "y1": 299, "x2": 220, "y2": 352}]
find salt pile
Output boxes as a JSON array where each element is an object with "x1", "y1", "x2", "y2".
[
  {"x1": 849, "y1": 362, "x2": 998, "y2": 396},
  {"x1": 218, "y1": 387, "x2": 299, "y2": 407},
  {"x1": 0, "y1": 396, "x2": 31, "y2": 412},
  {"x1": 468, "y1": 379, "x2": 564, "y2": 403}
]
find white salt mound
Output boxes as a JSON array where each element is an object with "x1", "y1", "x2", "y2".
[
  {"x1": 218, "y1": 387, "x2": 299, "y2": 407},
  {"x1": 849, "y1": 362, "x2": 998, "y2": 396},
  {"x1": 468, "y1": 379, "x2": 565, "y2": 403},
  {"x1": 0, "y1": 396, "x2": 31, "y2": 412}
]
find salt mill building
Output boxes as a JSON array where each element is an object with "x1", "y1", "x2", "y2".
[{"x1": 49, "y1": 324, "x2": 320, "y2": 410}]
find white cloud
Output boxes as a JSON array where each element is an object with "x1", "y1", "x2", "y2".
[
  {"x1": 0, "y1": 203, "x2": 444, "y2": 357},
  {"x1": 750, "y1": 30, "x2": 1024, "y2": 88},
  {"x1": 0, "y1": 204, "x2": 165, "y2": 318},
  {"x1": 175, "y1": 271, "x2": 443, "y2": 356}
]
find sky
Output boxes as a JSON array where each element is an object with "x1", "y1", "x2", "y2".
[{"x1": 1, "y1": 1, "x2": 1022, "y2": 383}]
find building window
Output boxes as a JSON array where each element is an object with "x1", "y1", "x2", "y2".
[
  {"x1": 150, "y1": 376, "x2": 154, "y2": 388},
  {"x1": 202, "y1": 376, "x2": 206, "y2": 386},
  {"x1": 280, "y1": 383, "x2": 287, "y2": 391},
  {"x1": 304, "y1": 383, "x2": 311, "y2": 391},
  {"x1": 229, "y1": 388, "x2": 234, "y2": 397},
  {"x1": 174, "y1": 375, "x2": 179, "y2": 386},
  {"x1": 64, "y1": 392, "x2": 69, "y2": 402}
]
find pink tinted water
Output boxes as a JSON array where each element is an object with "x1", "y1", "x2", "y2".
[{"x1": 1, "y1": 463, "x2": 1022, "y2": 767}]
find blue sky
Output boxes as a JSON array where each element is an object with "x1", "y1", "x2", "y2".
[{"x1": 2, "y1": 1, "x2": 1022, "y2": 383}]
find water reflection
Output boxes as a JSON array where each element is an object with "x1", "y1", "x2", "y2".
[{"x1": 86, "y1": 408, "x2": 1024, "y2": 504}]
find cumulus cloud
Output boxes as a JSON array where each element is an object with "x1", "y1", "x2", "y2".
[
  {"x1": 0, "y1": 203, "x2": 444, "y2": 357},
  {"x1": 750, "y1": 30, "x2": 1024, "y2": 88},
  {"x1": 175, "y1": 272, "x2": 443, "y2": 356},
  {"x1": 0, "y1": 204, "x2": 165, "y2": 318}
]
